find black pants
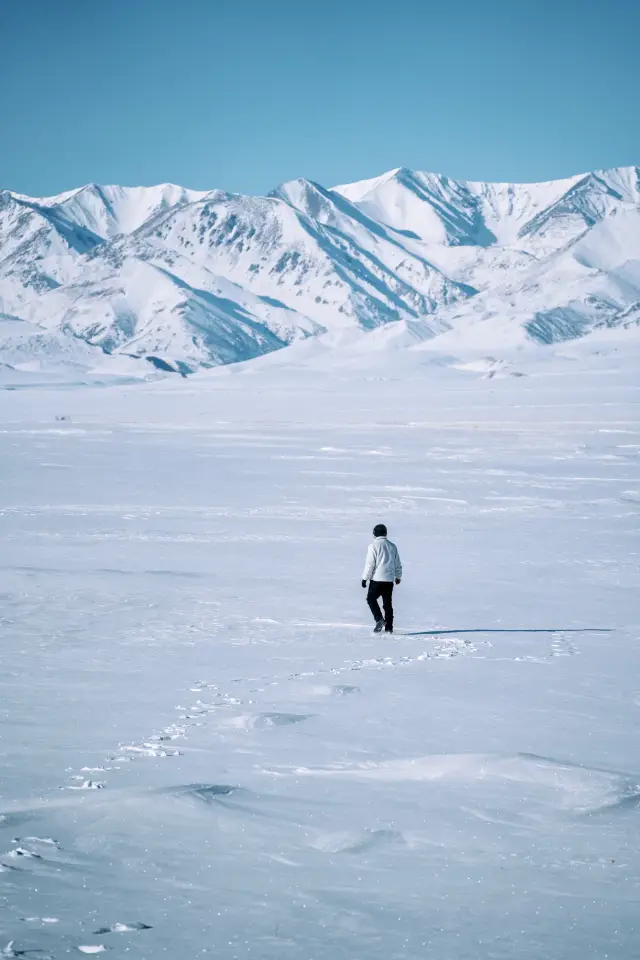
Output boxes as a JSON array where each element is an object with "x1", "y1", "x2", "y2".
[{"x1": 367, "y1": 580, "x2": 394, "y2": 631}]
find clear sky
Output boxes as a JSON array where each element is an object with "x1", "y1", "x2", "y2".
[{"x1": 1, "y1": 0, "x2": 638, "y2": 197}]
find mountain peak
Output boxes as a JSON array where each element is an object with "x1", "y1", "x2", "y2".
[{"x1": 332, "y1": 167, "x2": 406, "y2": 203}]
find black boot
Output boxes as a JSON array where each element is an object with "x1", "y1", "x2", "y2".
[{"x1": 373, "y1": 619, "x2": 384, "y2": 634}]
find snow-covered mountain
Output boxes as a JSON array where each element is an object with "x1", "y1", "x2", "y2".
[{"x1": 1, "y1": 165, "x2": 639, "y2": 376}]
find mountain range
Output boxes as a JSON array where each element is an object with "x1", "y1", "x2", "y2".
[{"x1": 1, "y1": 165, "x2": 639, "y2": 376}]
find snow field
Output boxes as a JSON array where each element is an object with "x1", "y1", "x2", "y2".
[{"x1": 1, "y1": 356, "x2": 639, "y2": 958}]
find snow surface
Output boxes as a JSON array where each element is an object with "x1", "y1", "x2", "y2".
[
  {"x1": 1, "y1": 334, "x2": 639, "y2": 958},
  {"x1": 2, "y1": 166, "x2": 640, "y2": 376}
]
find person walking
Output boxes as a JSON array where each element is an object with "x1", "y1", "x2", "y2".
[{"x1": 361, "y1": 524, "x2": 402, "y2": 633}]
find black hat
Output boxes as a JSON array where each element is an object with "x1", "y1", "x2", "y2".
[{"x1": 373, "y1": 524, "x2": 387, "y2": 537}]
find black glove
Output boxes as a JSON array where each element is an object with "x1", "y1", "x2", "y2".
[{"x1": 361, "y1": 580, "x2": 367, "y2": 589}]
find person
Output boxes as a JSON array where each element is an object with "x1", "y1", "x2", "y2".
[{"x1": 361, "y1": 524, "x2": 402, "y2": 634}]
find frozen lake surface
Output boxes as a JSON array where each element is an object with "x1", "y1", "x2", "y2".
[{"x1": 1, "y1": 348, "x2": 639, "y2": 958}]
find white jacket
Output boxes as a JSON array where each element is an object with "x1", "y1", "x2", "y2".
[{"x1": 362, "y1": 537, "x2": 402, "y2": 582}]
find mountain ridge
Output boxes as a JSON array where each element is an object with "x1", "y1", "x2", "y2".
[{"x1": 1, "y1": 165, "x2": 639, "y2": 376}]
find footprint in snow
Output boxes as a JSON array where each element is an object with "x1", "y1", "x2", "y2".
[
  {"x1": 332, "y1": 684, "x2": 360, "y2": 696},
  {"x1": 93, "y1": 922, "x2": 152, "y2": 935},
  {"x1": 3, "y1": 848, "x2": 42, "y2": 860},
  {"x1": 550, "y1": 632, "x2": 578, "y2": 657},
  {"x1": 307, "y1": 683, "x2": 361, "y2": 697},
  {"x1": 119, "y1": 744, "x2": 181, "y2": 758},
  {"x1": 169, "y1": 784, "x2": 239, "y2": 806},
  {"x1": 259, "y1": 712, "x2": 312, "y2": 727},
  {"x1": 63, "y1": 631, "x2": 476, "y2": 804},
  {"x1": 2, "y1": 944, "x2": 54, "y2": 959},
  {"x1": 16, "y1": 838, "x2": 59, "y2": 847},
  {"x1": 18, "y1": 920, "x2": 59, "y2": 926},
  {"x1": 221, "y1": 712, "x2": 312, "y2": 730},
  {"x1": 67, "y1": 780, "x2": 105, "y2": 790}
]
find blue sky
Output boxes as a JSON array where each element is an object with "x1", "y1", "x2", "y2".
[{"x1": 1, "y1": 0, "x2": 638, "y2": 196}]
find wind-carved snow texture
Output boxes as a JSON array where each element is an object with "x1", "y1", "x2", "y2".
[
  {"x1": 2, "y1": 166, "x2": 640, "y2": 379},
  {"x1": 2, "y1": 354, "x2": 640, "y2": 959}
]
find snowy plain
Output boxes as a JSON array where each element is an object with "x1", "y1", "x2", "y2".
[{"x1": 1, "y1": 331, "x2": 640, "y2": 959}]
